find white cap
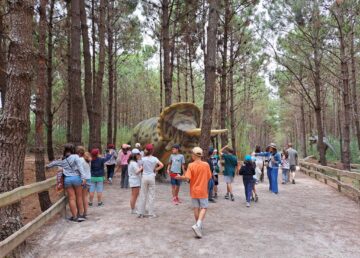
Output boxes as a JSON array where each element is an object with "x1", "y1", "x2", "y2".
[
  {"x1": 192, "y1": 147, "x2": 203, "y2": 157},
  {"x1": 131, "y1": 148, "x2": 141, "y2": 155},
  {"x1": 135, "y1": 143, "x2": 141, "y2": 148}
]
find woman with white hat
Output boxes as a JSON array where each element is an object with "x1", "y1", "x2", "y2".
[
  {"x1": 255, "y1": 143, "x2": 281, "y2": 194},
  {"x1": 128, "y1": 148, "x2": 143, "y2": 214}
]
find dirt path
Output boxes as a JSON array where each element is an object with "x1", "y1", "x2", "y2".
[{"x1": 25, "y1": 172, "x2": 360, "y2": 258}]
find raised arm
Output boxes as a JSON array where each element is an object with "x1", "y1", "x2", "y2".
[{"x1": 46, "y1": 159, "x2": 66, "y2": 169}]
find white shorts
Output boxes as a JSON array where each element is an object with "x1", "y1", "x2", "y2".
[{"x1": 224, "y1": 176, "x2": 234, "y2": 184}]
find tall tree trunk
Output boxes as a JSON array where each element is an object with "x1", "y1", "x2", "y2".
[
  {"x1": 337, "y1": 86, "x2": 344, "y2": 163},
  {"x1": 200, "y1": 0, "x2": 219, "y2": 159},
  {"x1": 220, "y1": 0, "x2": 230, "y2": 146},
  {"x1": 313, "y1": 2, "x2": 326, "y2": 165},
  {"x1": 80, "y1": 0, "x2": 93, "y2": 150},
  {"x1": 0, "y1": 6, "x2": 6, "y2": 108},
  {"x1": 66, "y1": 1, "x2": 71, "y2": 142},
  {"x1": 35, "y1": 0, "x2": 52, "y2": 212},
  {"x1": 69, "y1": 0, "x2": 83, "y2": 146},
  {"x1": 162, "y1": 0, "x2": 172, "y2": 107},
  {"x1": 113, "y1": 39, "x2": 118, "y2": 145},
  {"x1": 334, "y1": 6, "x2": 351, "y2": 170},
  {"x1": 91, "y1": 0, "x2": 106, "y2": 151},
  {"x1": 229, "y1": 26, "x2": 236, "y2": 153},
  {"x1": 189, "y1": 44, "x2": 195, "y2": 103},
  {"x1": 350, "y1": 24, "x2": 360, "y2": 150},
  {"x1": 159, "y1": 37, "x2": 163, "y2": 112},
  {"x1": 107, "y1": 1, "x2": 114, "y2": 145},
  {"x1": 184, "y1": 44, "x2": 189, "y2": 102},
  {"x1": 176, "y1": 50, "x2": 181, "y2": 102},
  {"x1": 46, "y1": 0, "x2": 55, "y2": 161},
  {"x1": 300, "y1": 97, "x2": 307, "y2": 157},
  {"x1": 0, "y1": 0, "x2": 34, "y2": 249}
]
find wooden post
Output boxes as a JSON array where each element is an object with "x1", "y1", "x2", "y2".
[{"x1": 337, "y1": 175, "x2": 342, "y2": 192}]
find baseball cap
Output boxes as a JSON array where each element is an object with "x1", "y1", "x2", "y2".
[
  {"x1": 135, "y1": 143, "x2": 141, "y2": 148},
  {"x1": 132, "y1": 148, "x2": 141, "y2": 155},
  {"x1": 145, "y1": 144, "x2": 154, "y2": 151},
  {"x1": 91, "y1": 148, "x2": 100, "y2": 158},
  {"x1": 192, "y1": 147, "x2": 203, "y2": 157},
  {"x1": 172, "y1": 144, "x2": 181, "y2": 149},
  {"x1": 245, "y1": 155, "x2": 252, "y2": 161}
]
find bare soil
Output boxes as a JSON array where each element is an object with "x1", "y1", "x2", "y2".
[{"x1": 23, "y1": 169, "x2": 360, "y2": 258}]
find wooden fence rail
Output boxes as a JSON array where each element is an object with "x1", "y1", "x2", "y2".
[
  {"x1": 0, "y1": 177, "x2": 65, "y2": 258},
  {"x1": 299, "y1": 161, "x2": 360, "y2": 204}
]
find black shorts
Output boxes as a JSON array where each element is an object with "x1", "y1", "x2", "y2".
[
  {"x1": 214, "y1": 175, "x2": 219, "y2": 185},
  {"x1": 290, "y1": 165, "x2": 296, "y2": 172}
]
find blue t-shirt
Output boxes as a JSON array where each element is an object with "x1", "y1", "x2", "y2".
[{"x1": 168, "y1": 154, "x2": 185, "y2": 174}]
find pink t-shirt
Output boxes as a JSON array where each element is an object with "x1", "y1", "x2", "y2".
[{"x1": 118, "y1": 150, "x2": 131, "y2": 165}]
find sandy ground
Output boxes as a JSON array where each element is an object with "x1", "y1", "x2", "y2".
[{"x1": 24, "y1": 172, "x2": 360, "y2": 258}]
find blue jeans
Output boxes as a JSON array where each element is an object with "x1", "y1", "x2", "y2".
[
  {"x1": 282, "y1": 169, "x2": 289, "y2": 183},
  {"x1": 243, "y1": 178, "x2": 253, "y2": 203},
  {"x1": 120, "y1": 165, "x2": 129, "y2": 188},
  {"x1": 270, "y1": 167, "x2": 279, "y2": 194},
  {"x1": 171, "y1": 177, "x2": 182, "y2": 186},
  {"x1": 107, "y1": 164, "x2": 115, "y2": 179},
  {"x1": 64, "y1": 175, "x2": 82, "y2": 188},
  {"x1": 208, "y1": 178, "x2": 214, "y2": 198},
  {"x1": 267, "y1": 167, "x2": 272, "y2": 191}
]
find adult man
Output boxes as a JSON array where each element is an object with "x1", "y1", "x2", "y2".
[
  {"x1": 220, "y1": 145, "x2": 239, "y2": 201},
  {"x1": 287, "y1": 143, "x2": 298, "y2": 184},
  {"x1": 167, "y1": 144, "x2": 186, "y2": 204},
  {"x1": 176, "y1": 147, "x2": 212, "y2": 238}
]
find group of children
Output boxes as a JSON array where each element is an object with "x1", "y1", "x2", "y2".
[{"x1": 47, "y1": 141, "x2": 297, "y2": 238}]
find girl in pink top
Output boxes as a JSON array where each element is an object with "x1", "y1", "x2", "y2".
[{"x1": 117, "y1": 144, "x2": 131, "y2": 188}]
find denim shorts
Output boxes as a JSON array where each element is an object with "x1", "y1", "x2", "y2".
[
  {"x1": 170, "y1": 177, "x2": 182, "y2": 186},
  {"x1": 89, "y1": 181, "x2": 104, "y2": 193},
  {"x1": 191, "y1": 198, "x2": 209, "y2": 209},
  {"x1": 64, "y1": 175, "x2": 82, "y2": 188}
]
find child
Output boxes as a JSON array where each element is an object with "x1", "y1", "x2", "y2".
[
  {"x1": 220, "y1": 145, "x2": 239, "y2": 201},
  {"x1": 239, "y1": 155, "x2": 256, "y2": 207},
  {"x1": 251, "y1": 156, "x2": 259, "y2": 203},
  {"x1": 207, "y1": 147, "x2": 216, "y2": 203},
  {"x1": 105, "y1": 143, "x2": 117, "y2": 184},
  {"x1": 176, "y1": 147, "x2": 212, "y2": 238},
  {"x1": 211, "y1": 149, "x2": 220, "y2": 198},
  {"x1": 281, "y1": 149, "x2": 290, "y2": 184},
  {"x1": 166, "y1": 144, "x2": 186, "y2": 205},
  {"x1": 89, "y1": 148, "x2": 113, "y2": 207},
  {"x1": 128, "y1": 148, "x2": 143, "y2": 214},
  {"x1": 137, "y1": 144, "x2": 164, "y2": 218},
  {"x1": 117, "y1": 144, "x2": 131, "y2": 188},
  {"x1": 76, "y1": 146, "x2": 92, "y2": 218},
  {"x1": 46, "y1": 143, "x2": 86, "y2": 222}
]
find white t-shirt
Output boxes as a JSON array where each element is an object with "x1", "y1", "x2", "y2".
[
  {"x1": 128, "y1": 160, "x2": 141, "y2": 187},
  {"x1": 142, "y1": 155, "x2": 160, "y2": 176},
  {"x1": 79, "y1": 157, "x2": 91, "y2": 180}
]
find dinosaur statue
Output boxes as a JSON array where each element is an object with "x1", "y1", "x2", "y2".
[
  {"x1": 131, "y1": 102, "x2": 227, "y2": 164},
  {"x1": 309, "y1": 135, "x2": 337, "y2": 157}
]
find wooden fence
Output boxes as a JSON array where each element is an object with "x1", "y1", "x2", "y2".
[
  {"x1": 0, "y1": 176, "x2": 66, "y2": 257},
  {"x1": 299, "y1": 160, "x2": 360, "y2": 204}
]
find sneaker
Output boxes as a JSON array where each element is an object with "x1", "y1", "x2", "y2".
[
  {"x1": 109, "y1": 178, "x2": 113, "y2": 185},
  {"x1": 98, "y1": 202, "x2": 104, "y2": 207},
  {"x1": 131, "y1": 209, "x2": 137, "y2": 214},
  {"x1": 137, "y1": 214, "x2": 144, "y2": 218},
  {"x1": 246, "y1": 202, "x2": 250, "y2": 208},
  {"x1": 254, "y1": 195, "x2": 259, "y2": 202},
  {"x1": 225, "y1": 193, "x2": 229, "y2": 199},
  {"x1": 192, "y1": 224, "x2": 202, "y2": 238},
  {"x1": 209, "y1": 198, "x2": 216, "y2": 203},
  {"x1": 88, "y1": 202, "x2": 93, "y2": 207},
  {"x1": 68, "y1": 216, "x2": 78, "y2": 222},
  {"x1": 230, "y1": 194, "x2": 235, "y2": 201},
  {"x1": 292, "y1": 179, "x2": 296, "y2": 184},
  {"x1": 77, "y1": 215, "x2": 86, "y2": 222}
]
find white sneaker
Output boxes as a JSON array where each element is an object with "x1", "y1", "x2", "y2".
[
  {"x1": 131, "y1": 209, "x2": 137, "y2": 214},
  {"x1": 246, "y1": 202, "x2": 250, "y2": 208},
  {"x1": 192, "y1": 224, "x2": 202, "y2": 238}
]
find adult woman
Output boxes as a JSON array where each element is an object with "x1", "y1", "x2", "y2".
[
  {"x1": 255, "y1": 143, "x2": 281, "y2": 194},
  {"x1": 89, "y1": 148, "x2": 113, "y2": 206},
  {"x1": 76, "y1": 146, "x2": 92, "y2": 218},
  {"x1": 137, "y1": 144, "x2": 164, "y2": 218},
  {"x1": 128, "y1": 148, "x2": 143, "y2": 214},
  {"x1": 46, "y1": 143, "x2": 86, "y2": 222}
]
